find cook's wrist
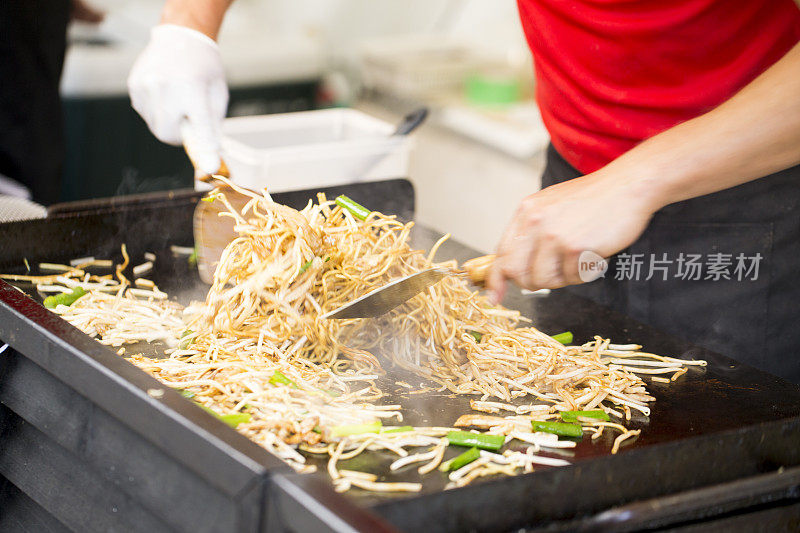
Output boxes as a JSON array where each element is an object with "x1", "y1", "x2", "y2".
[
  {"x1": 591, "y1": 159, "x2": 670, "y2": 215},
  {"x1": 161, "y1": 0, "x2": 227, "y2": 40},
  {"x1": 150, "y1": 24, "x2": 220, "y2": 53},
  {"x1": 630, "y1": 159, "x2": 698, "y2": 213}
]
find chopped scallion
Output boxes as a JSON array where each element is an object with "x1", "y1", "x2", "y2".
[
  {"x1": 197, "y1": 404, "x2": 251, "y2": 428},
  {"x1": 560, "y1": 409, "x2": 610, "y2": 423},
  {"x1": 217, "y1": 413, "x2": 251, "y2": 428},
  {"x1": 179, "y1": 329, "x2": 194, "y2": 350},
  {"x1": 331, "y1": 420, "x2": 382, "y2": 437},
  {"x1": 298, "y1": 259, "x2": 314, "y2": 275},
  {"x1": 446, "y1": 430, "x2": 505, "y2": 451},
  {"x1": 531, "y1": 420, "x2": 583, "y2": 438},
  {"x1": 380, "y1": 425, "x2": 413, "y2": 434},
  {"x1": 43, "y1": 287, "x2": 86, "y2": 309},
  {"x1": 335, "y1": 195, "x2": 370, "y2": 221},
  {"x1": 447, "y1": 446, "x2": 481, "y2": 471},
  {"x1": 269, "y1": 371, "x2": 298, "y2": 389},
  {"x1": 551, "y1": 331, "x2": 573, "y2": 345}
]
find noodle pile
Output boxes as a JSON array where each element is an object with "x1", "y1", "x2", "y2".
[
  {"x1": 187, "y1": 182, "x2": 701, "y2": 415},
  {"x1": 7, "y1": 181, "x2": 706, "y2": 489}
]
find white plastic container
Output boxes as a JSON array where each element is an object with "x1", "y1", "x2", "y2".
[{"x1": 219, "y1": 108, "x2": 411, "y2": 193}]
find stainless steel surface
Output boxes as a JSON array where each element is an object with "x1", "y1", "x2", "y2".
[{"x1": 321, "y1": 267, "x2": 448, "y2": 319}]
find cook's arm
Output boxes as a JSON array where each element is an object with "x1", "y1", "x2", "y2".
[
  {"x1": 160, "y1": 0, "x2": 234, "y2": 40},
  {"x1": 614, "y1": 42, "x2": 800, "y2": 210},
  {"x1": 71, "y1": 0, "x2": 104, "y2": 23},
  {"x1": 127, "y1": 0, "x2": 235, "y2": 174},
  {"x1": 488, "y1": 42, "x2": 800, "y2": 301}
]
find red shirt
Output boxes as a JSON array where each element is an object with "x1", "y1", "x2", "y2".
[{"x1": 518, "y1": 0, "x2": 800, "y2": 174}]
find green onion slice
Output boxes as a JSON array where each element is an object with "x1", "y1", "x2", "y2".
[
  {"x1": 43, "y1": 287, "x2": 86, "y2": 309},
  {"x1": 531, "y1": 420, "x2": 583, "y2": 438},
  {"x1": 380, "y1": 425, "x2": 414, "y2": 434},
  {"x1": 446, "y1": 430, "x2": 505, "y2": 451},
  {"x1": 560, "y1": 409, "x2": 610, "y2": 423},
  {"x1": 298, "y1": 259, "x2": 314, "y2": 275},
  {"x1": 179, "y1": 329, "x2": 194, "y2": 350},
  {"x1": 551, "y1": 331, "x2": 573, "y2": 345},
  {"x1": 447, "y1": 447, "x2": 481, "y2": 471},
  {"x1": 335, "y1": 195, "x2": 370, "y2": 221},
  {"x1": 197, "y1": 404, "x2": 251, "y2": 428},
  {"x1": 331, "y1": 420, "x2": 382, "y2": 438},
  {"x1": 217, "y1": 413, "x2": 251, "y2": 428},
  {"x1": 467, "y1": 330, "x2": 483, "y2": 342},
  {"x1": 269, "y1": 371, "x2": 298, "y2": 389}
]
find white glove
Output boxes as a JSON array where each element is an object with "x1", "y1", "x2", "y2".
[{"x1": 128, "y1": 24, "x2": 228, "y2": 174}]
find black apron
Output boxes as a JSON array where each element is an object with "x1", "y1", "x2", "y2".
[
  {"x1": 542, "y1": 144, "x2": 800, "y2": 384},
  {"x1": 0, "y1": 0, "x2": 70, "y2": 205}
]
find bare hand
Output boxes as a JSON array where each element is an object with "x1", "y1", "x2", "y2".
[{"x1": 487, "y1": 170, "x2": 657, "y2": 303}]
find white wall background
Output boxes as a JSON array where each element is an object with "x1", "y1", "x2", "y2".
[{"x1": 79, "y1": 0, "x2": 527, "y2": 61}]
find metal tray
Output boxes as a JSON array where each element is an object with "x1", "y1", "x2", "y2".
[{"x1": 2, "y1": 180, "x2": 800, "y2": 532}]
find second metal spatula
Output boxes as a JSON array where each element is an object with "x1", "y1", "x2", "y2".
[
  {"x1": 321, "y1": 254, "x2": 494, "y2": 320},
  {"x1": 320, "y1": 268, "x2": 449, "y2": 319}
]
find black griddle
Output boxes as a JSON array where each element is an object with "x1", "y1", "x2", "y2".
[{"x1": 1, "y1": 179, "x2": 800, "y2": 532}]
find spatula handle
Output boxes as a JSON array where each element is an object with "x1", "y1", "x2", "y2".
[
  {"x1": 393, "y1": 107, "x2": 429, "y2": 136},
  {"x1": 180, "y1": 119, "x2": 230, "y2": 182},
  {"x1": 462, "y1": 254, "x2": 495, "y2": 285}
]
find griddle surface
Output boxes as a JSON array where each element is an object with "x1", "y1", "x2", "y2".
[{"x1": 6, "y1": 226, "x2": 800, "y2": 510}]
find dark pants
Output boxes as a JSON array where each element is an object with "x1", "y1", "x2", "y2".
[
  {"x1": 542, "y1": 144, "x2": 800, "y2": 383},
  {"x1": 0, "y1": 1, "x2": 70, "y2": 205}
]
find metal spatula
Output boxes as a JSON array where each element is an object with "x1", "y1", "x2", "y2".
[
  {"x1": 192, "y1": 180, "x2": 251, "y2": 285},
  {"x1": 183, "y1": 121, "x2": 253, "y2": 284},
  {"x1": 321, "y1": 254, "x2": 494, "y2": 319},
  {"x1": 320, "y1": 268, "x2": 449, "y2": 319}
]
